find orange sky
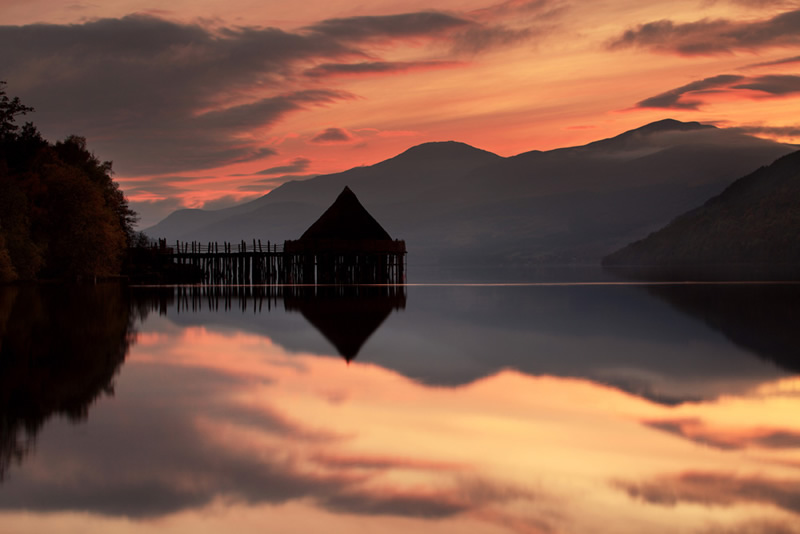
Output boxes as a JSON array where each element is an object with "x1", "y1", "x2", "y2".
[{"x1": 3, "y1": 0, "x2": 800, "y2": 226}]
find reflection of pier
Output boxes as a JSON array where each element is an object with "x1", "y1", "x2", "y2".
[{"x1": 132, "y1": 284, "x2": 406, "y2": 362}]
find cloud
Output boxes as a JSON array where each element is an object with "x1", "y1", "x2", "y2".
[
  {"x1": 636, "y1": 75, "x2": 745, "y2": 109},
  {"x1": 252, "y1": 157, "x2": 311, "y2": 175},
  {"x1": 310, "y1": 127, "x2": 355, "y2": 144},
  {"x1": 732, "y1": 74, "x2": 800, "y2": 94},
  {"x1": 635, "y1": 73, "x2": 800, "y2": 109},
  {"x1": 305, "y1": 12, "x2": 472, "y2": 42},
  {"x1": 728, "y1": 124, "x2": 800, "y2": 137},
  {"x1": 451, "y1": 25, "x2": 534, "y2": 55},
  {"x1": 306, "y1": 11, "x2": 543, "y2": 56},
  {"x1": 0, "y1": 15, "x2": 361, "y2": 174},
  {"x1": 304, "y1": 60, "x2": 461, "y2": 78},
  {"x1": 237, "y1": 174, "x2": 318, "y2": 192},
  {"x1": 743, "y1": 54, "x2": 800, "y2": 68},
  {"x1": 609, "y1": 9, "x2": 800, "y2": 55},
  {"x1": 0, "y1": 8, "x2": 543, "y2": 178},
  {"x1": 199, "y1": 195, "x2": 261, "y2": 211},
  {"x1": 469, "y1": 0, "x2": 569, "y2": 20}
]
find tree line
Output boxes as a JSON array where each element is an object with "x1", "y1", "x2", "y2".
[{"x1": 0, "y1": 82, "x2": 137, "y2": 282}]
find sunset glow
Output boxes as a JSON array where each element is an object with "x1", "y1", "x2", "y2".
[{"x1": 3, "y1": 1, "x2": 800, "y2": 226}]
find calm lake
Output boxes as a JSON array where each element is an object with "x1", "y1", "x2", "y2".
[{"x1": 1, "y1": 280, "x2": 799, "y2": 533}]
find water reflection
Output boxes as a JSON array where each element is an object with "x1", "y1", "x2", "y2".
[
  {"x1": 0, "y1": 284, "x2": 133, "y2": 480},
  {"x1": 643, "y1": 283, "x2": 800, "y2": 373},
  {"x1": 1, "y1": 283, "x2": 799, "y2": 534},
  {"x1": 284, "y1": 285, "x2": 406, "y2": 362},
  {"x1": 133, "y1": 284, "x2": 406, "y2": 362}
]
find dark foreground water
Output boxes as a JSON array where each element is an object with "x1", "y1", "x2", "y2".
[{"x1": 1, "y1": 282, "x2": 800, "y2": 533}]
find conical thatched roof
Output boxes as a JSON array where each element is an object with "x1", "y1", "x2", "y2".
[{"x1": 298, "y1": 186, "x2": 392, "y2": 241}]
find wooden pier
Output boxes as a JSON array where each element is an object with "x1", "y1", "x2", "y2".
[
  {"x1": 129, "y1": 238, "x2": 406, "y2": 285},
  {"x1": 171, "y1": 240, "x2": 288, "y2": 285},
  {"x1": 130, "y1": 186, "x2": 407, "y2": 285}
]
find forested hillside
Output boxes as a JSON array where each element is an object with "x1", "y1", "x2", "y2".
[
  {"x1": 0, "y1": 82, "x2": 136, "y2": 282},
  {"x1": 604, "y1": 150, "x2": 800, "y2": 269}
]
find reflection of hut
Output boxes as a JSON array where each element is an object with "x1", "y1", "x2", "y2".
[
  {"x1": 284, "y1": 285, "x2": 407, "y2": 362},
  {"x1": 283, "y1": 186, "x2": 406, "y2": 284}
]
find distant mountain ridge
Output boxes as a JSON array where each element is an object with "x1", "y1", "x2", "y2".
[
  {"x1": 145, "y1": 120, "x2": 795, "y2": 270},
  {"x1": 603, "y1": 149, "x2": 800, "y2": 271}
]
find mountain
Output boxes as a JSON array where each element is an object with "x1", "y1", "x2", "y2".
[
  {"x1": 145, "y1": 120, "x2": 795, "y2": 270},
  {"x1": 603, "y1": 149, "x2": 800, "y2": 274}
]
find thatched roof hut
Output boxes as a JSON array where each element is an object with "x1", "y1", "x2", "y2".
[{"x1": 283, "y1": 186, "x2": 406, "y2": 284}]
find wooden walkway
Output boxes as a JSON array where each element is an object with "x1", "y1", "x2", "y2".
[
  {"x1": 148, "y1": 239, "x2": 406, "y2": 285},
  {"x1": 171, "y1": 240, "x2": 287, "y2": 285}
]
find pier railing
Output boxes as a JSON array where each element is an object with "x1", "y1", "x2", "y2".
[{"x1": 130, "y1": 238, "x2": 405, "y2": 285}]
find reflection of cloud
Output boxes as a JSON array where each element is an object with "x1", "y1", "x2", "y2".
[
  {"x1": 609, "y1": 9, "x2": 800, "y2": 55},
  {"x1": 0, "y1": 360, "x2": 538, "y2": 526},
  {"x1": 617, "y1": 471, "x2": 800, "y2": 516},
  {"x1": 310, "y1": 453, "x2": 463, "y2": 471},
  {"x1": 319, "y1": 490, "x2": 466, "y2": 518},
  {"x1": 700, "y1": 519, "x2": 800, "y2": 534},
  {"x1": 7, "y1": 313, "x2": 800, "y2": 533},
  {"x1": 645, "y1": 417, "x2": 800, "y2": 450}
]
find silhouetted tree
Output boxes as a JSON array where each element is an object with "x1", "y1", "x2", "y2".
[
  {"x1": 0, "y1": 81, "x2": 34, "y2": 140},
  {"x1": 0, "y1": 82, "x2": 137, "y2": 280}
]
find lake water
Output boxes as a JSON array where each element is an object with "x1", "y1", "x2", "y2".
[{"x1": 1, "y1": 281, "x2": 800, "y2": 533}]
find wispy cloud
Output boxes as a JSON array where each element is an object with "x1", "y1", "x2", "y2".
[
  {"x1": 310, "y1": 127, "x2": 356, "y2": 144},
  {"x1": 0, "y1": 8, "x2": 549, "y2": 177},
  {"x1": 743, "y1": 54, "x2": 800, "y2": 68},
  {"x1": 635, "y1": 73, "x2": 800, "y2": 109},
  {"x1": 609, "y1": 8, "x2": 800, "y2": 55},
  {"x1": 636, "y1": 75, "x2": 744, "y2": 110},
  {"x1": 252, "y1": 157, "x2": 311, "y2": 175},
  {"x1": 304, "y1": 60, "x2": 462, "y2": 78}
]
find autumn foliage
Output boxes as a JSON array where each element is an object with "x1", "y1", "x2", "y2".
[{"x1": 0, "y1": 82, "x2": 136, "y2": 282}]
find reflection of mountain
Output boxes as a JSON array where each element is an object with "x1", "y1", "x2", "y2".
[
  {"x1": 0, "y1": 284, "x2": 133, "y2": 480},
  {"x1": 641, "y1": 283, "x2": 800, "y2": 374},
  {"x1": 137, "y1": 283, "x2": 794, "y2": 405},
  {"x1": 284, "y1": 286, "x2": 406, "y2": 362}
]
